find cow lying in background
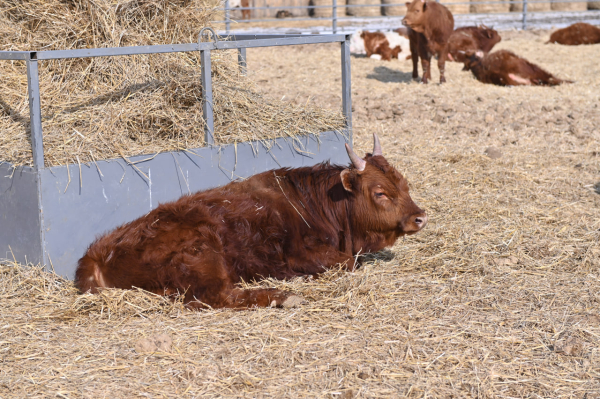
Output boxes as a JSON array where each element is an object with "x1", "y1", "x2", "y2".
[
  {"x1": 402, "y1": 0, "x2": 455, "y2": 84},
  {"x1": 350, "y1": 30, "x2": 411, "y2": 61},
  {"x1": 448, "y1": 25, "x2": 501, "y2": 63},
  {"x1": 547, "y1": 22, "x2": 600, "y2": 45},
  {"x1": 463, "y1": 50, "x2": 570, "y2": 86},
  {"x1": 75, "y1": 134, "x2": 428, "y2": 309}
]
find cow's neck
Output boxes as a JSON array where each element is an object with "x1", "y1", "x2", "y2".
[{"x1": 275, "y1": 164, "x2": 355, "y2": 250}]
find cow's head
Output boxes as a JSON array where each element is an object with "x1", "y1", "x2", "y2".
[
  {"x1": 340, "y1": 134, "x2": 427, "y2": 237},
  {"x1": 479, "y1": 25, "x2": 502, "y2": 49},
  {"x1": 462, "y1": 50, "x2": 484, "y2": 71},
  {"x1": 402, "y1": 0, "x2": 427, "y2": 33}
]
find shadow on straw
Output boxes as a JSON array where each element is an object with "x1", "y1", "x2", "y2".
[{"x1": 366, "y1": 66, "x2": 413, "y2": 84}]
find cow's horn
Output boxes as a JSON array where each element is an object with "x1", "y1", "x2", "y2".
[
  {"x1": 345, "y1": 143, "x2": 366, "y2": 171},
  {"x1": 373, "y1": 133, "x2": 383, "y2": 156}
]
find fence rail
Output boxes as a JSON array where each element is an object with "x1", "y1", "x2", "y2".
[{"x1": 220, "y1": 0, "x2": 600, "y2": 32}]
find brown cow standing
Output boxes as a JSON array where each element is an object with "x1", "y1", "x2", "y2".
[
  {"x1": 402, "y1": 0, "x2": 454, "y2": 84},
  {"x1": 361, "y1": 31, "x2": 402, "y2": 61},
  {"x1": 463, "y1": 49, "x2": 570, "y2": 86},
  {"x1": 547, "y1": 23, "x2": 600, "y2": 45},
  {"x1": 447, "y1": 25, "x2": 501, "y2": 63},
  {"x1": 75, "y1": 134, "x2": 428, "y2": 309}
]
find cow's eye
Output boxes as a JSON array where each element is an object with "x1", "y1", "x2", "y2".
[{"x1": 375, "y1": 192, "x2": 387, "y2": 199}]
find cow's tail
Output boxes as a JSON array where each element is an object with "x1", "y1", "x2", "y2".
[{"x1": 74, "y1": 253, "x2": 109, "y2": 294}]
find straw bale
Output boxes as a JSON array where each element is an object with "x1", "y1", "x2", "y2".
[
  {"x1": 2, "y1": 30, "x2": 600, "y2": 398},
  {"x1": 381, "y1": 0, "x2": 407, "y2": 16},
  {"x1": 0, "y1": 0, "x2": 345, "y2": 168},
  {"x1": 309, "y1": 0, "x2": 347, "y2": 17},
  {"x1": 550, "y1": 0, "x2": 588, "y2": 9},
  {"x1": 346, "y1": 0, "x2": 381, "y2": 17},
  {"x1": 590, "y1": 0, "x2": 600, "y2": 9},
  {"x1": 470, "y1": 0, "x2": 510, "y2": 13},
  {"x1": 510, "y1": 0, "x2": 552, "y2": 12},
  {"x1": 440, "y1": 0, "x2": 470, "y2": 15}
]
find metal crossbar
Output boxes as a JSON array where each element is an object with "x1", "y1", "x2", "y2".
[{"x1": 0, "y1": 33, "x2": 353, "y2": 170}]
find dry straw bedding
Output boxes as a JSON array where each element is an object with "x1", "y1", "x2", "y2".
[
  {"x1": 0, "y1": 0, "x2": 345, "y2": 168},
  {"x1": 2, "y1": 30, "x2": 600, "y2": 397}
]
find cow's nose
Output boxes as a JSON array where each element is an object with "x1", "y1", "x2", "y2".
[
  {"x1": 414, "y1": 214, "x2": 428, "y2": 230},
  {"x1": 401, "y1": 19, "x2": 407, "y2": 26}
]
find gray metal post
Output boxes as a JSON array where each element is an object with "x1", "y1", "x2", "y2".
[
  {"x1": 522, "y1": 0, "x2": 528, "y2": 30},
  {"x1": 341, "y1": 35, "x2": 352, "y2": 140},
  {"x1": 332, "y1": 0, "x2": 338, "y2": 34},
  {"x1": 238, "y1": 47, "x2": 247, "y2": 75},
  {"x1": 26, "y1": 57, "x2": 45, "y2": 170},
  {"x1": 200, "y1": 49, "x2": 215, "y2": 145},
  {"x1": 225, "y1": 0, "x2": 231, "y2": 35}
]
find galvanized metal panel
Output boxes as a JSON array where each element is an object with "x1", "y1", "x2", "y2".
[
  {"x1": 215, "y1": 35, "x2": 347, "y2": 49},
  {"x1": 35, "y1": 43, "x2": 200, "y2": 60},
  {"x1": 0, "y1": 51, "x2": 31, "y2": 60},
  {"x1": 30, "y1": 35, "x2": 346, "y2": 61},
  {"x1": 26, "y1": 59, "x2": 45, "y2": 170},
  {"x1": 341, "y1": 35, "x2": 353, "y2": 141},
  {"x1": 38, "y1": 131, "x2": 349, "y2": 278},
  {"x1": 0, "y1": 164, "x2": 43, "y2": 265}
]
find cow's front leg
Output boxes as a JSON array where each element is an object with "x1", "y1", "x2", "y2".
[
  {"x1": 409, "y1": 33, "x2": 420, "y2": 80},
  {"x1": 421, "y1": 56, "x2": 431, "y2": 84},
  {"x1": 438, "y1": 48, "x2": 448, "y2": 83},
  {"x1": 218, "y1": 288, "x2": 305, "y2": 309}
]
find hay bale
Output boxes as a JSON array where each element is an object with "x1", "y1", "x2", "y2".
[
  {"x1": 510, "y1": 0, "x2": 551, "y2": 12},
  {"x1": 309, "y1": 0, "x2": 346, "y2": 17},
  {"x1": 589, "y1": 0, "x2": 600, "y2": 9},
  {"x1": 440, "y1": 0, "x2": 470, "y2": 15},
  {"x1": 551, "y1": 0, "x2": 587, "y2": 9},
  {"x1": 381, "y1": 0, "x2": 406, "y2": 16},
  {"x1": 470, "y1": 0, "x2": 510, "y2": 13},
  {"x1": 346, "y1": 0, "x2": 381, "y2": 16},
  {"x1": 0, "y1": 0, "x2": 345, "y2": 168}
]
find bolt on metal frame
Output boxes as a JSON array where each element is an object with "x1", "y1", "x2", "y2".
[{"x1": 0, "y1": 31, "x2": 353, "y2": 170}]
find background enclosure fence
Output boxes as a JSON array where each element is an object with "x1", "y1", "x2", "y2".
[{"x1": 220, "y1": 0, "x2": 600, "y2": 32}]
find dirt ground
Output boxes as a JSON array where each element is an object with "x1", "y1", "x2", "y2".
[{"x1": 2, "y1": 29, "x2": 600, "y2": 398}]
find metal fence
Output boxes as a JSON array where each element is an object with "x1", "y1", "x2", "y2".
[
  {"x1": 221, "y1": 0, "x2": 600, "y2": 33},
  {"x1": 0, "y1": 30, "x2": 353, "y2": 171}
]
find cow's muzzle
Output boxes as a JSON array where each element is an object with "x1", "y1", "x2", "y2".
[{"x1": 401, "y1": 212, "x2": 428, "y2": 234}]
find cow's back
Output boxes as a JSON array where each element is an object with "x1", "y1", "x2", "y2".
[
  {"x1": 549, "y1": 23, "x2": 600, "y2": 45},
  {"x1": 425, "y1": 2, "x2": 454, "y2": 43}
]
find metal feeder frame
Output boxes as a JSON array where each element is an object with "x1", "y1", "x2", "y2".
[{"x1": 0, "y1": 32, "x2": 353, "y2": 277}]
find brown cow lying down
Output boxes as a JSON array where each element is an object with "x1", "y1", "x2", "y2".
[
  {"x1": 75, "y1": 134, "x2": 428, "y2": 309},
  {"x1": 447, "y1": 25, "x2": 501, "y2": 63},
  {"x1": 463, "y1": 50, "x2": 570, "y2": 86},
  {"x1": 350, "y1": 30, "x2": 411, "y2": 61},
  {"x1": 361, "y1": 31, "x2": 402, "y2": 61},
  {"x1": 547, "y1": 22, "x2": 600, "y2": 45}
]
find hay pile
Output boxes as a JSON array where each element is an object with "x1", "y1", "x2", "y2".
[{"x1": 0, "y1": 0, "x2": 345, "y2": 168}]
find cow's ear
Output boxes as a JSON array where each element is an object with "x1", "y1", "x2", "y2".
[
  {"x1": 422, "y1": 1, "x2": 427, "y2": 9},
  {"x1": 340, "y1": 169, "x2": 354, "y2": 192}
]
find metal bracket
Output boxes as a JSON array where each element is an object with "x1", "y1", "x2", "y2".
[{"x1": 198, "y1": 27, "x2": 219, "y2": 45}]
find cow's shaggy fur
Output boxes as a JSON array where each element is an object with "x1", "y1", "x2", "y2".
[{"x1": 75, "y1": 136, "x2": 427, "y2": 309}]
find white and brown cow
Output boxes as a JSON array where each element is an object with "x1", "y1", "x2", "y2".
[{"x1": 350, "y1": 29, "x2": 411, "y2": 61}]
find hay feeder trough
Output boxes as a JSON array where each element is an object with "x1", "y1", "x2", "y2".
[{"x1": 0, "y1": 30, "x2": 353, "y2": 278}]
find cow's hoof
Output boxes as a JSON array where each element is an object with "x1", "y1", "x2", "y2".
[
  {"x1": 281, "y1": 295, "x2": 306, "y2": 308},
  {"x1": 440, "y1": 77, "x2": 446, "y2": 84}
]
